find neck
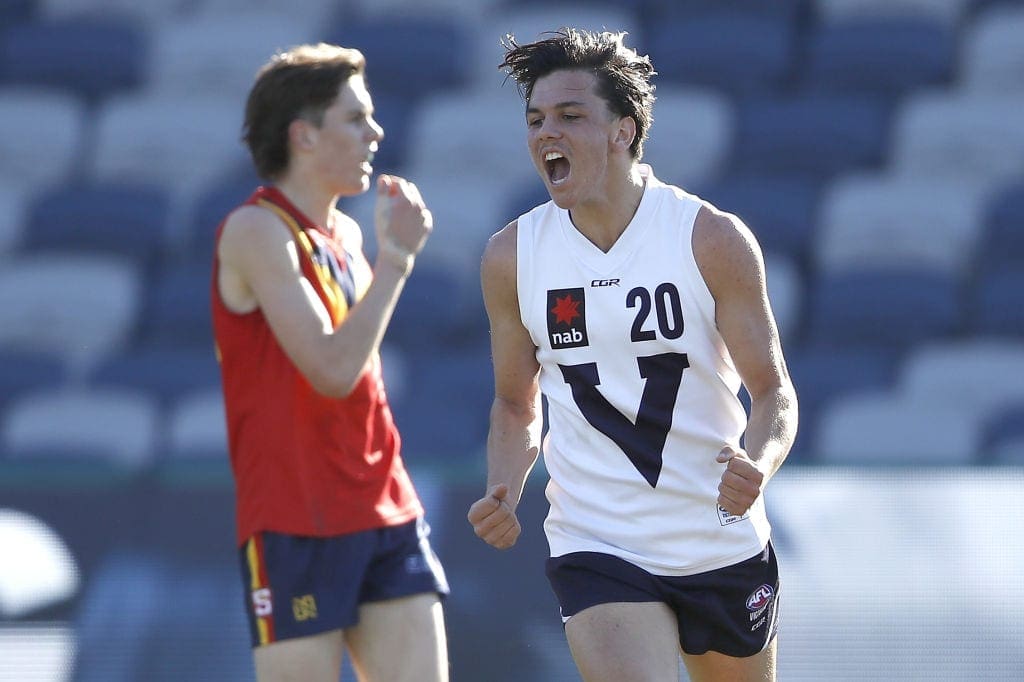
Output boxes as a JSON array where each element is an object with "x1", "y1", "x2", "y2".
[
  {"x1": 275, "y1": 173, "x2": 340, "y2": 231},
  {"x1": 569, "y1": 164, "x2": 646, "y2": 252}
]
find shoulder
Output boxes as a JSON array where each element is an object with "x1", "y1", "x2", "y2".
[
  {"x1": 218, "y1": 203, "x2": 295, "y2": 268},
  {"x1": 691, "y1": 202, "x2": 766, "y2": 298},
  {"x1": 482, "y1": 219, "x2": 518, "y2": 276}
]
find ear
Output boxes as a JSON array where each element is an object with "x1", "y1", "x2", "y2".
[
  {"x1": 288, "y1": 118, "x2": 317, "y2": 153},
  {"x1": 613, "y1": 116, "x2": 637, "y2": 153}
]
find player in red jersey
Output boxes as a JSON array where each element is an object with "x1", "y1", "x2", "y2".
[{"x1": 211, "y1": 43, "x2": 449, "y2": 682}]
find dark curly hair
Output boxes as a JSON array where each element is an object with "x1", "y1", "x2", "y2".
[{"x1": 500, "y1": 28, "x2": 656, "y2": 159}]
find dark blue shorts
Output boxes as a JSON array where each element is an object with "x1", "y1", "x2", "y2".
[
  {"x1": 545, "y1": 542, "x2": 780, "y2": 657},
  {"x1": 239, "y1": 517, "x2": 449, "y2": 647}
]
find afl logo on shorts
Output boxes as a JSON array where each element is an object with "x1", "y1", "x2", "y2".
[
  {"x1": 547, "y1": 288, "x2": 589, "y2": 349},
  {"x1": 746, "y1": 584, "x2": 774, "y2": 611}
]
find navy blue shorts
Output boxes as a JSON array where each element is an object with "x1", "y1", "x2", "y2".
[
  {"x1": 545, "y1": 542, "x2": 780, "y2": 657},
  {"x1": 239, "y1": 517, "x2": 449, "y2": 647}
]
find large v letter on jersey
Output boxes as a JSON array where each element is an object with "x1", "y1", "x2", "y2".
[{"x1": 559, "y1": 353, "x2": 689, "y2": 488}]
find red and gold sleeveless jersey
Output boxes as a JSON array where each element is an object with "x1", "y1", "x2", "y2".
[{"x1": 212, "y1": 186, "x2": 422, "y2": 546}]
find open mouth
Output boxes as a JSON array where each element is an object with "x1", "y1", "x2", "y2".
[{"x1": 544, "y1": 151, "x2": 571, "y2": 186}]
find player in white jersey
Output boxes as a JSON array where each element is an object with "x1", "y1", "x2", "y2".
[{"x1": 467, "y1": 28, "x2": 798, "y2": 682}]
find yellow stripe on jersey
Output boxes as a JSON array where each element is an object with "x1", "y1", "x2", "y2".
[{"x1": 256, "y1": 198, "x2": 349, "y2": 323}]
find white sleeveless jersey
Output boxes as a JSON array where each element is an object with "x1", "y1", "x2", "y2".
[{"x1": 517, "y1": 169, "x2": 770, "y2": 576}]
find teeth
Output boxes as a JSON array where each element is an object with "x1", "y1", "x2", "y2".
[{"x1": 544, "y1": 152, "x2": 564, "y2": 161}]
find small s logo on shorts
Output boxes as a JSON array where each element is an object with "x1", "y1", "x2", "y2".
[{"x1": 252, "y1": 587, "x2": 273, "y2": 617}]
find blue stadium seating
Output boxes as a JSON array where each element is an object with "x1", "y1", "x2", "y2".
[
  {"x1": 805, "y1": 268, "x2": 961, "y2": 349},
  {"x1": 804, "y1": 17, "x2": 955, "y2": 94},
  {"x1": 24, "y1": 182, "x2": 169, "y2": 267},
  {"x1": 982, "y1": 403, "x2": 1024, "y2": 465},
  {"x1": 971, "y1": 267, "x2": 1024, "y2": 338},
  {"x1": 980, "y1": 180, "x2": 1024, "y2": 267},
  {"x1": 88, "y1": 347, "x2": 220, "y2": 406},
  {"x1": 136, "y1": 261, "x2": 214, "y2": 350},
  {"x1": 698, "y1": 174, "x2": 822, "y2": 263},
  {"x1": 646, "y1": 11, "x2": 795, "y2": 94},
  {"x1": 0, "y1": 349, "x2": 66, "y2": 412},
  {"x1": 0, "y1": 16, "x2": 146, "y2": 101},
  {"x1": 733, "y1": 94, "x2": 891, "y2": 177},
  {"x1": 329, "y1": 15, "x2": 474, "y2": 101}
]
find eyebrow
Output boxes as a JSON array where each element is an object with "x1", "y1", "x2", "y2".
[{"x1": 526, "y1": 100, "x2": 587, "y2": 115}]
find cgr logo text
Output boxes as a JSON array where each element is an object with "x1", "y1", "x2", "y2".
[{"x1": 591, "y1": 278, "x2": 620, "y2": 287}]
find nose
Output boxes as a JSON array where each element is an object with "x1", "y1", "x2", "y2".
[{"x1": 367, "y1": 116, "x2": 384, "y2": 142}]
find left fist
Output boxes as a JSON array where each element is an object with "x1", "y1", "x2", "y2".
[{"x1": 715, "y1": 446, "x2": 765, "y2": 516}]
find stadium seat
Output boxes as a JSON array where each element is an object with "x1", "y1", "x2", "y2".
[
  {"x1": 390, "y1": 348, "x2": 493, "y2": 464},
  {"x1": 785, "y1": 344, "x2": 901, "y2": 462},
  {"x1": 733, "y1": 94, "x2": 890, "y2": 177},
  {"x1": 148, "y1": 15, "x2": 319, "y2": 104},
  {"x1": 898, "y1": 339, "x2": 1024, "y2": 419},
  {"x1": 388, "y1": 261, "x2": 478, "y2": 351},
  {"x1": 36, "y1": 0, "x2": 184, "y2": 25},
  {"x1": 639, "y1": 85, "x2": 733, "y2": 188},
  {"x1": 476, "y1": 4, "x2": 644, "y2": 87},
  {"x1": 330, "y1": 14, "x2": 474, "y2": 101},
  {"x1": 1, "y1": 387, "x2": 159, "y2": 469},
  {"x1": 0, "y1": 16, "x2": 146, "y2": 101},
  {"x1": 0, "y1": 349, "x2": 66, "y2": 412},
  {"x1": 971, "y1": 267, "x2": 1024, "y2": 338},
  {"x1": 0, "y1": 0, "x2": 35, "y2": 25},
  {"x1": 0, "y1": 254, "x2": 141, "y2": 374},
  {"x1": 697, "y1": 174, "x2": 821, "y2": 263},
  {"x1": 164, "y1": 388, "x2": 227, "y2": 460},
  {"x1": 393, "y1": 175, "x2": 510, "y2": 277},
  {"x1": 815, "y1": 172, "x2": 986, "y2": 277},
  {"x1": 978, "y1": 179, "x2": 1024, "y2": 268},
  {"x1": 89, "y1": 93, "x2": 248, "y2": 202},
  {"x1": 764, "y1": 254, "x2": 803, "y2": 344},
  {"x1": 181, "y1": 163, "x2": 261, "y2": 257},
  {"x1": 805, "y1": 267, "x2": 961, "y2": 349},
  {"x1": 404, "y1": 88, "x2": 536, "y2": 189},
  {"x1": 23, "y1": 181, "x2": 170, "y2": 267},
  {"x1": 73, "y1": 552, "x2": 253, "y2": 682},
  {"x1": 0, "y1": 184, "x2": 29, "y2": 256},
  {"x1": 812, "y1": 0, "x2": 974, "y2": 27},
  {"x1": 891, "y1": 91, "x2": 1024, "y2": 187},
  {"x1": 136, "y1": 260, "x2": 213, "y2": 350},
  {"x1": 89, "y1": 347, "x2": 220, "y2": 406},
  {"x1": 347, "y1": 0, "x2": 504, "y2": 22},
  {"x1": 0, "y1": 87, "x2": 83, "y2": 189},
  {"x1": 982, "y1": 403, "x2": 1024, "y2": 466},
  {"x1": 959, "y1": 5, "x2": 1024, "y2": 92},
  {"x1": 804, "y1": 17, "x2": 955, "y2": 94},
  {"x1": 647, "y1": 11, "x2": 794, "y2": 94},
  {"x1": 815, "y1": 389, "x2": 979, "y2": 465}
]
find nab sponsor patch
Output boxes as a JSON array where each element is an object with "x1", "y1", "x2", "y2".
[{"x1": 547, "y1": 288, "x2": 589, "y2": 349}]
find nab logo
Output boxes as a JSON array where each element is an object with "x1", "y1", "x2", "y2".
[
  {"x1": 547, "y1": 287, "x2": 589, "y2": 349},
  {"x1": 591, "y1": 278, "x2": 620, "y2": 287},
  {"x1": 746, "y1": 584, "x2": 774, "y2": 611}
]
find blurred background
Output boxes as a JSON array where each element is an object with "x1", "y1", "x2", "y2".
[{"x1": 1, "y1": 0, "x2": 1023, "y2": 679}]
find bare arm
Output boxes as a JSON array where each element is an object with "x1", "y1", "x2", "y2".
[
  {"x1": 217, "y1": 175, "x2": 430, "y2": 398},
  {"x1": 693, "y1": 206, "x2": 798, "y2": 513},
  {"x1": 467, "y1": 221, "x2": 543, "y2": 549}
]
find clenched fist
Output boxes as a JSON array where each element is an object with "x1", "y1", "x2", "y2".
[{"x1": 467, "y1": 484, "x2": 521, "y2": 550}]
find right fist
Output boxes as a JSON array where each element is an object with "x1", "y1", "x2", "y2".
[
  {"x1": 467, "y1": 484, "x2": 521, "y2": 550},
  {"x1": 374, "y1": 175, "x2": 432, "y2": 271}
]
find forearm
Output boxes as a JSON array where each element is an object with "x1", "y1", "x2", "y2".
[
  {"x1": 486, "y1": 395, "x2": 542, "y2": 510},
  {"x1": 744, "y1": 382, "x2": 798, "y2": 479}
]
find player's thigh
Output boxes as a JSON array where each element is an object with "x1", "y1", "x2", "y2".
[
  {"x1": 682, "y1": 635, "x2": 777, "y2": 682},
  {"x1": 253, "y1": 628, "x2": 346, "y2": 682},
  {"x1": 565, "y1": 601, "x2": 681, "y2": 682},
  {"x1": 344, "y1": 593, "x2": 448, "y2": 682}
]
